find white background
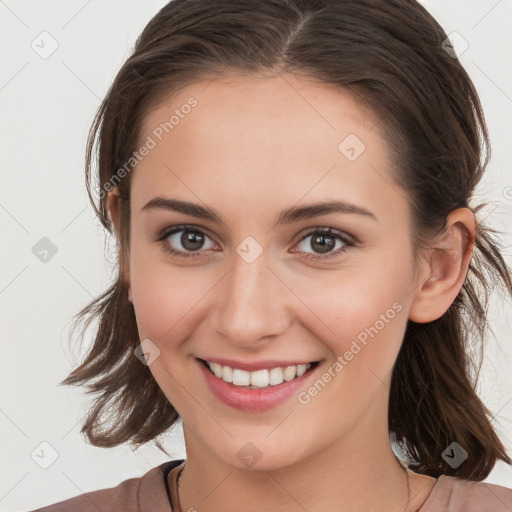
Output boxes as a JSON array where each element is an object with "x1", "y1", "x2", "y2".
[{"x1": 1, "y1": 1, "x2": 511, "y2": 510}]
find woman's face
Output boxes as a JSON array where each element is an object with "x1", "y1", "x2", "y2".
[{"x1": 125, "y1": 74, "x2": 423, "y2": 470}]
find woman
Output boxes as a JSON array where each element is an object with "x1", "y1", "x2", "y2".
[{"x1": 32, "y1": 0, "x2": 512, "y2": 510}]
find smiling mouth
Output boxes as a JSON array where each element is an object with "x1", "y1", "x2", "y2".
[{"x1": 198, "y1": 358, "x2": 320, "y2": 389}]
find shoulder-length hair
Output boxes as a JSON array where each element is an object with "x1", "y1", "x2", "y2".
[{"x1": 63, "y1": 0, "x2": 512, "y2": 480}]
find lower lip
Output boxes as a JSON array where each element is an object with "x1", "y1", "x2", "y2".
[{"x1": 197, "y1": 358, "x2": 319, "y2": 411}]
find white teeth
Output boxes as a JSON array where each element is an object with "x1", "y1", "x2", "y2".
[
  {"x1": 250, "y1": 369, "x2": 269, "y2": 388},
  {"x1": 212, "y1": 362, "x2": 223, "y2": 378},
  {"x1": 222, "y1": 365, "x2": 233, "y2": 383},
  {"x1": 283, "y1": 366, "x2": 297, "y2": 381},
  {"x1": 205, "y1": 360, "x2": 313, "y2": 388},
  {"x1": 232, "y1": 369, "x2": 250, "y2": 386},
  {"x1": 296, "y1": 364, "x2": 308, "y2": 377},
  {"x1": 269, "y1": 367, "x2": 284, "y2": 385}
]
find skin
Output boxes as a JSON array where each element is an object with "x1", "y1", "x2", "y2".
[{"x1": 108, "y1": 73, "x2": 475, "y2": 512}]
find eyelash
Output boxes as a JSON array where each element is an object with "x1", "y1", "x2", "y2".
[{"x1": 155, "y1": 224, "x2": 357, "y2": 262}]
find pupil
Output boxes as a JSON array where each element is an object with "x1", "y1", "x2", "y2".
[{"x1": 182, "y1": 231, "x2": 204, "y2": 251}]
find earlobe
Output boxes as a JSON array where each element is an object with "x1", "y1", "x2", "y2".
[{"x1": 409, "y1": 208, "x2": 476, "y2": 323}]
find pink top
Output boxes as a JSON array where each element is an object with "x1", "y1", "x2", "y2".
[{"x1": 30, "y1": 459, "x2": 512, "y2": 511}]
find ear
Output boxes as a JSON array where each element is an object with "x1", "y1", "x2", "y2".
[
  {"x1": 409, "y1": 208, "x2": 475, "y2": 323},
  {"x1": 107, "y1": 186, "x2": 122, "y2": 238},
  {"x1": 107, "y1": 186, "x2": 132, "y2": 301}
]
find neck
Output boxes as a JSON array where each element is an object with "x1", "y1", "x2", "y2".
[{"x1": 177, "y1": 407, "x2": 418, "y2": 512}]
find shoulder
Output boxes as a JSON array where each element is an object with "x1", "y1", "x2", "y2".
[
  {"x1": 423, "y1": 474, "x2": 512, "y2": 512},
  {"x1": 29, "y1": 459, "x2": 183, "y2": 512}
]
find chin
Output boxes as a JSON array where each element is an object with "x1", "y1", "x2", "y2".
[{"x1": 201, "y1": 429, "x2": 319, "y2": 472}]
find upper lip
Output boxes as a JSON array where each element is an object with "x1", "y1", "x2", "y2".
[{"x1": 198, "y1": 357, "x2": 319, "y2": 372}]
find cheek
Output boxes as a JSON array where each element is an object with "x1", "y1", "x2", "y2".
[
  {"x1": 292, "y1": 253, "x2": 413, "y2": 373},
  {"x1": 128, "y1": 247, "x2": 209, "y2": 410},
  {"x1": 128, "y1": 244, "x2": 203, "y2": 344},
  {"x1": 293, "y1": 271, "x2": 410, "y2": 432}
]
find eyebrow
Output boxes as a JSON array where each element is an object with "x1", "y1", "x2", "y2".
[{"x1": 141, "y1": 196, "x2": 377, "y2": 227}]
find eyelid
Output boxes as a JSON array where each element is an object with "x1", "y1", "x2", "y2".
[
  {"x1": 290, "y1": 227, "x2": 357, "y2": 262},
  {"x1": 154, "y1": 223, "x2": 218, "y2": 243},
  {"x1": 295, "y1": 226, "x2": 357, "y2": 245},
  {"x1": 155, "y1": 224, "x2": 358, "y2": 260},
  {"x1": 155, "y1": 224, "x2": 358, "y2": 244}
]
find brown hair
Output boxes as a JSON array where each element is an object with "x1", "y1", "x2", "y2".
[{"x1": 63, "y1": 0, "x2": 512, "y2": 480}]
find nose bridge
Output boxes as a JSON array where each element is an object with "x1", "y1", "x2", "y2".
[{"x1": 213, "y1": 244, "x2": 289, "y2": 346}]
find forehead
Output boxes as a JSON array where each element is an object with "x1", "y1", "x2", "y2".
[
  {"x1": 131, "y1": 73, "x2": 405, "y2": 227},
  {"x1": 139, "y1": 73, "x2": 380, "y2": 155}
]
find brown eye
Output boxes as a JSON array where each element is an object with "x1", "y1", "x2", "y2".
[
  {"x1": 158, "y1": 226, "x2": 217, "y2": 258},
  {"x1": 180, "y1": 230, "x2": 206, "y2": 252},
  {"x1": 293, "y1": 228, "x2": 356, "y2": 261},
  {"x1": 308, "y1": 233, "x2": 337, "y2": 254}
]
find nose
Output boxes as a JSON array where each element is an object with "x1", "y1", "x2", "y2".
[{"x1": 211, "y1": 247, "x2": 291, "y2": 349}]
